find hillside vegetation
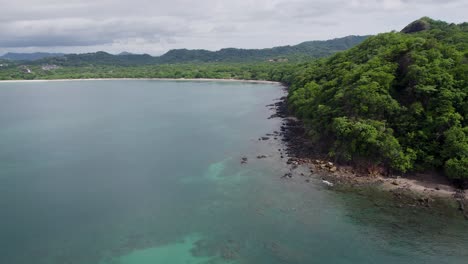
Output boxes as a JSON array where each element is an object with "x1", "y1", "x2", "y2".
[
  {"x1": 0, "y1": 36, "x2": 368, "y2": 80},
  {"x1": 22, "y1": 35, "x2": 368, "y2": 66},
  {"x1": 156, "y1": 36, "x2": 368, "y2": 63},
  {"x1": 286, "y1": 18, "x2": 468, "y2": 180}
]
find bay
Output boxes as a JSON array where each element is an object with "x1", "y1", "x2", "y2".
[{"x1": 0, "y1": 80, "x2": 467, "y2": 264}]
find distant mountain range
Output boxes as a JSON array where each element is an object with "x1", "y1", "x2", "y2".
[
  {"x1": 117, "y1": 51, "x2": 134, "y2": 56},
  {"x1": 0, "y1": 52, "x2": 65, "y2": 61},
  {"x1": 1, "y1": 35, "x2": 369, "y2": 65}
]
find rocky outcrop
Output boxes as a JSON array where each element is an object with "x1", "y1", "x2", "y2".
[{"x1": 401, "y1": 18, "x2": 431, "y2": 34}]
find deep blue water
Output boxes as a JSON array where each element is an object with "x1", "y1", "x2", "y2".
[{"x1": 0, "y1": 80, "x2": 467, "y2": 264}]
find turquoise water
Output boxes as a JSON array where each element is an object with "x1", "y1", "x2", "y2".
[{"x1": 0, "y1": 80, "x2": 467, "y2": 264}]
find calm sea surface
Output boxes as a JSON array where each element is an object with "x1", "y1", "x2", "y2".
[{"x1": 0, "y1": 80, "x2": 467, "y2": 264}]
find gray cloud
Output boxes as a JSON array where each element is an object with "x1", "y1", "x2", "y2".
[
  {"x1": 0, "y1": 17, "x2": 189, "y2": 47},
  {"x1": 0, "y1": 0, "x2": 466, "y2": 55}
]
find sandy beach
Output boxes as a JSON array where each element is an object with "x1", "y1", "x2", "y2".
[{"x1": 0, "y1": 78, "x2": 281, "y2": 84}]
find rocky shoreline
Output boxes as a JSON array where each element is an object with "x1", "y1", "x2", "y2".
[{"x1": 262, "y1": 91, "x2": 468, "y2": 219}]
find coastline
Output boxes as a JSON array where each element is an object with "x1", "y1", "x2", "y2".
[
  {"x1": 268, "y1": 94, "x2": 468, "y2": 216},
  {"x1": 3, "y1": 76, "x2": 466, "y2": 215},
  {"x1": 0, "y1": 77, "x2": 281, "y2": 85}
]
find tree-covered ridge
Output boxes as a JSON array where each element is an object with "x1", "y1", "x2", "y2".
[
  {"x1": 25, "y1": 35, "x2": 368, "y2": 66},
  {"x1": 157, "y1": 35, "x2": 368, "y2": 63},
  {"x1": 287, "y1": 18, "x2": 468, "y2": 179}
]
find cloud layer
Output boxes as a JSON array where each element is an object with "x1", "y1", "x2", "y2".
[{"x1": 0, "y1": 0, "x2": 466, "y2": 55}]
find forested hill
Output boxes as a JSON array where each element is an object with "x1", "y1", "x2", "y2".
[
  {"x1": 156, "y1": 35, "x2": 368, "y2": 63},
  {"x1": 285, "y1": 17, "x2": 468, "y2": 180},
  {"x1": 31, "y1": 35, "x2": 368, "y2": 66}
]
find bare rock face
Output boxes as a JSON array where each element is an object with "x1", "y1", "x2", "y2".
[{"x1": 401, "y1": 19, "x2": 431, "y2": 34}]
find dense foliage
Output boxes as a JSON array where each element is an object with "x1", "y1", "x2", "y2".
[
  {"x1": 286, "y1": 18, "x2": 468, "y2": 179},
  {"x1": 156, "y1": 35, "x2": 368, "y2": 63},
  {"x1": 0, "y1": 62, "x2": 287, "y2": 80}
]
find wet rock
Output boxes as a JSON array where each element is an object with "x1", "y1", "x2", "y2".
[
  {"x1": 241, "y1": 156, "x2": 248, "y2": 164},
  {"x1": 286, "y1": 158, "x2": 300, "y2": 165},
  {"x1": 257, "y1": 155, "x2": 267, "y2": 159},
  {"x1": 281, "y1": 173, "x2": 292, "y2": 179},
  {"x1": 261, "y1": 137, "x2": 270, "y2": 140},
  {"x1": 458, "y1": 200, "x2": 465, "y2": 212}
]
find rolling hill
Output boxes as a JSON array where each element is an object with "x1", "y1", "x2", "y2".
[{"x1": 31, "y1": 35, "x2": 369, "y2": 66}]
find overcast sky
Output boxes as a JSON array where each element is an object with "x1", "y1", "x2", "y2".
[{"x1": 0, "y1": 0, "x2": 466, "y2": 55}]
